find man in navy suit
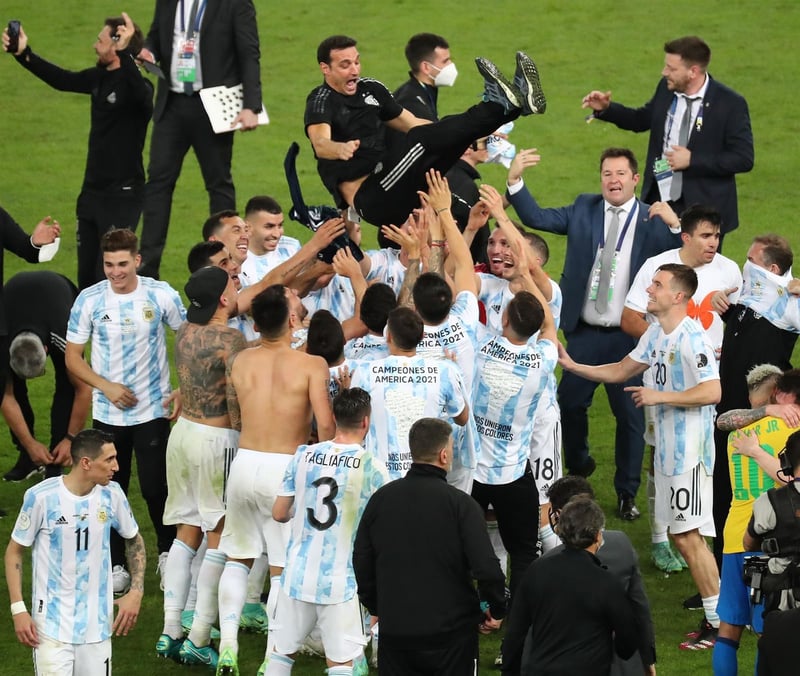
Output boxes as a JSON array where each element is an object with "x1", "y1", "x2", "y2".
[
  {"x1": 138, "y1": 0, "x2": 263, "y2": 279},
  {"x1": 506, "y1": 147, "x2": 680, "y2": 520},
  {"x1": 582, "y1": 36, "x2": 753, "y2": 249}
]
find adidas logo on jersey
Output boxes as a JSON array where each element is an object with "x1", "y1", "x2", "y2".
[
  {"x1": 54, "y1": 515, "x2": 69, "y2": 526},
  {"x1": 364, "y1": 94, "x2": 379, "y2": 106},
  {"x1": 491, "y1": 304, "x2": 502, "y2": 314},
  {"x1": 675, "y1": 513, "x2": 686, "y2": 522},
  {"x1": 100, "y1": 314, "x2": 112, "y2": 323}
]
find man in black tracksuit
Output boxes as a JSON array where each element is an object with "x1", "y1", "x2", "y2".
[
  {"x1": 4, "y1": 15, "x2": 152, "y2": 289},
  {"x1": 353, "y1": 417, "x2": 506, "y2": 675}
]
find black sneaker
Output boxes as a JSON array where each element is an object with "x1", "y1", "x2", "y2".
[
  {"x1": 679, "y1": 618, "x2": 717, "y2": 650},
  {"x1": 3, "y1": 453, "x2": 43, "y2": 482},
  {"x1": 513, "y1": 52, "x2": 547, "y2": 115},
  {"x1": 475, "y1": 57, "x2": 522, "y2": 114},
  {"x1": 683, "y1": 592, "x2": 703, "y2": 610}
]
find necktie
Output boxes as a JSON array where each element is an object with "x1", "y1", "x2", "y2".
[
  {"x1": 670, "y1": 96, "x2": 700, "y2": 200},
  {"x1": 595, "y1": 206, "x2": 622, "y2": 313},
  {"x1": 183, "y1": 0, "x2": 200, "y2": 95}
]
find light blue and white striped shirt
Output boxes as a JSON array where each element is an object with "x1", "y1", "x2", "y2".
[
  {"x1": 12, "y1": 478, "x2": 138, "y2": 644},
  {"x1": 67, "y1": 277, "x2": 185, "y2": 425},
  {"x1": 279, "y1": 442, "x2": 388, "y2": 604},
  {"x1": 473, "y1": 336, "x2": 558, "y2": 484},
  {"x1": 630, "y1": 317, "x2": 719, "y2": 475}
]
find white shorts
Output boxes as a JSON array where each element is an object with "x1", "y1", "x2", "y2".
[
  {"x1": 529, "y1": 404, "x2": 562, "y2": 505},
  {"x1": 271, "y1": 589, "x2": 366, "y2": 663},
  {"x1": 219, "y1": 449, "x2": 292, "y2": 565},
  {"x1": 34, "y1": 635, "x2": 111, "y2": 676},
  {"x1": 164, "y1": 417, "x2": 239, "y2": 531},
  {"x1": 654, "y1": 463, "x2": 715, "y2": 536}
]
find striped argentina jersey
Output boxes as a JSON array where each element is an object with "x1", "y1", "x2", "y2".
[
  {"x1": 479, "y1": 274, "x2": 563, "y2": 337},
  {"x1": 349, "y1": 355, "x2": 468, "y2": 480},
  {"x1": 738, "y1": 260, "x2": 800, "y2": 332},
  {"x1": 279, "y1": 442, "x2": 389, "y2": 604},
  {"x1": 417, "y1": 291, "x2": 482, "y2": 470},
  {"x1": 630, "y1": 316, "x2": 719, "y2": 476},
  {"x1": 473, "y1": 335, "x2": 558, "y2": 484},
  {"x1": 11, "y1": 478, "x2": 138, "y2": 644},
  {"x1": 239, "y1": 236, "x2": 302, "y2": 288},
  {"x1": 67, "y1": 277, "x2": 185, "y2": 425},
  {"x1": 364, "y1": 248, "x2": 410, "y2": 297},
  {"x1": 417, "y1": 291, "x2": 481, "y2": 396},
  {"x1": 302, "y1": 274, "x2": 356, "y2": 324},
  {"x1": 344, "y1": 333, "x2": 389, "y2": 362}
]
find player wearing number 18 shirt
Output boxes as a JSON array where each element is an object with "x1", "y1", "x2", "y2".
[
  {"x1": 471, "y1": 286, "x2": 558, "y2": 602},
  {"x1": 265, "y1": 388, "x2": 388, "y2": 675}
]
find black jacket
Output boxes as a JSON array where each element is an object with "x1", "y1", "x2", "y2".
[
  {"x1": 353, "y1": 462, "x2": 506, "y2": 648},
  {"x1": 502, "y1": 548, "x2": 638, "y2": 676}
]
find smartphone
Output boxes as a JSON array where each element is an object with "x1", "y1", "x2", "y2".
[{"x1": 7, "y1": 20, "x2": 20, "y2": 53}]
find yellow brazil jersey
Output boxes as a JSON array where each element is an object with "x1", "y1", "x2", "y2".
[{"x1": 723, "y1": 416, "x2": 792, "y2": 554}]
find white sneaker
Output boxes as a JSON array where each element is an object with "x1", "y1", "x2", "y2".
[
  {"x1": 112, "y1": 565, "x2": 131, "y2": 594},
  {"x1": 157, "y1": 551, "x2": 169, "y2": 591}
]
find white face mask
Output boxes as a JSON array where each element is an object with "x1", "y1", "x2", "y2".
[{"x1": 428, "y1": 61, "x2": 458, "y2": 87}]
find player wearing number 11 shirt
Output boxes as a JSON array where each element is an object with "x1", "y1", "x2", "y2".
[{"x1": 265, "y1": 388, "x2": 388, "y2": 675}]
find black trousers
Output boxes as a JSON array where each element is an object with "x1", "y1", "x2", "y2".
[
  {"x1": 379, "y1": 632, "x2": 478, "y2": 676},
  {"x1": 139, "y1": 92, "x2": 235, "y2": 278},
  {"x1": 94, "y1": 417, "x2": 175, "y2": 564},
  {"x1": 471, "y1": 463, "x2": 539, "y2": 601},
  {"x1": 355, "y1": 101, "x2": 518, "y2": 237},
  {"x1": 76, "y1": 183, "x2": 143, "y2": 290}
]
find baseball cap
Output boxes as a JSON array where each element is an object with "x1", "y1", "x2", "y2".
[{"x1": 185, "y1": 266, "x2": 229, "y2": 325}]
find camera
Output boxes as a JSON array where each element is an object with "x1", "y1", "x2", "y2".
[{"x1": 743, "y1": 555, "x2": 771, "y2": 605}]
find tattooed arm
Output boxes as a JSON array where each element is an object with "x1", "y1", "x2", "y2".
[
  {"x1": 717, "y1": 404, "x2": 800, "y2": 432},
  {"x1": 113, "y1": 533, "x2": 145, "y2": 636},
  {"x1": 5, "y1": 540, "x2": 38, "y2": 647}
]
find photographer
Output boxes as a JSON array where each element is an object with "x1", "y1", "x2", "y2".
[
  {"x1": 744, "y1": 430, "x2": 800, "y2": 675},
  {"x1": 2, "y1": 13, "x2": 152, "y2": 289}
]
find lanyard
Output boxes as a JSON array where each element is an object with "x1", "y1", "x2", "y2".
[
  {"x1": 664, "y1": 95, "x2": 705, "y2": 152},
  {"x1": 180, "y1": 0, "x2": 207, "y2": 38},
  {"x1": 600, "y1": 203, "x2": 638, "y2": 253}
]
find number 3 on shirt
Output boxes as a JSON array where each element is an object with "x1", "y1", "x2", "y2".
[{"x1": 307, "y1": 477, "x2": 339, "y2": 531}]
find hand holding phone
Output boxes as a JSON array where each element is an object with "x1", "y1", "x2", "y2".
[{"x1": 6, "y1": 20, "x2": 21, "y2": 54}]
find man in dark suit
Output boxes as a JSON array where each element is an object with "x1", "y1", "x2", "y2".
[
  {"x1": 506, "y1": 147, "x2": 680, "y2": 519},
  {"x1": 582, "y1": 35, "x2": 753, "y2": 248},
  {"x1": 138, "y1": 0, "x2": 262, "y2": 278},
  {"x1": 539, "y1": 476, "x2": 656, "y2": 676}
]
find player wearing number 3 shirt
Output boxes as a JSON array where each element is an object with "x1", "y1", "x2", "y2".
[
  {"x1": 559, "y1": 263, "x2": 722, "y2": 645},
  {"x1": 264, "y1": 388, "x2": 389, "y2": 674}
]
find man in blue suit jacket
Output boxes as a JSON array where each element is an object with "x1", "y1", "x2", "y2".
[
  {"x1": 582, "y1": 36, "x2": 753, "y2": 249},
  {"x1": 506, "y1": 147, "x2": 679, "y2": 519}
]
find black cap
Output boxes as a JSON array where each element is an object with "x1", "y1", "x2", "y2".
[{"x1": 184, "y1": 266, "x2": 229, "y2": 325}]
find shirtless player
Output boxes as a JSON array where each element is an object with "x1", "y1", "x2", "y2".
[{"x1": 215, "y1": 284, "x2": 335, "y2": 675}]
